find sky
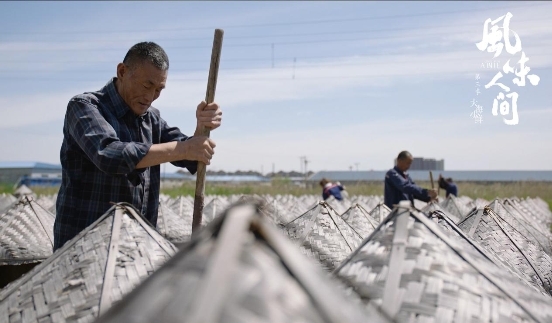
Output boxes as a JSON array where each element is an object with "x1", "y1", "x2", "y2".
[{"x1": 0, "y1": 1, "x2": 551, "y2": 174}]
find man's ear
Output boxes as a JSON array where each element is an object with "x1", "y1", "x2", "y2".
[{"x1": 116, "y1": 63, "x2": 126, "y2": 79}]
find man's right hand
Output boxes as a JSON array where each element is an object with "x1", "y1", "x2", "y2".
[{"x1": 179, "y1": 136, "x2": 216, "y2": 165}]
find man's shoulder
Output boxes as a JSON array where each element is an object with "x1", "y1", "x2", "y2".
[
  {"x1": 386, "y1": 168, "x2": 398, "y2": 177},
  {"x1": 69, "y1": 90, "x2": 105, "y2": 107}
]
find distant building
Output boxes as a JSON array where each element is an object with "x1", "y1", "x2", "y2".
[
  {"x1": 394, "y1": 157, "x2": 444, "y2": 171},
  {"x1": 308, "y1": 170, "x2": 552, "y2": 183},
  {"x1": 0, "y1": 162, "x2": 62, "y2": 187}
]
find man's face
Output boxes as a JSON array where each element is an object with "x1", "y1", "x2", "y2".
[
  {"x1": 397, "y1": 156, "x2": 413, "y2": 172},
  {"x1": 116, "y1": 61, "x2": 167, "y2": 116}
]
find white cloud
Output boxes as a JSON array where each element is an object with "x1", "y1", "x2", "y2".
[{"x1": 199, "y1": 109, "x2": 552, "y2": 172}]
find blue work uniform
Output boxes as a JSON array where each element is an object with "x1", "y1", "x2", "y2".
[{"x1": 384, "y1": 166, "x2": 431, "y2": 209}]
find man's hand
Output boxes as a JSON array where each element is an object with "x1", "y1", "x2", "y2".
[
  {"x1": 196, "y1": 101, "x2": 222, "y2": 132},
  {"x1": 179, "y1": 136, "x2": 216, "y2": 165},
  {"x1": 428, "y1": 189, "x2": 438, "y2": 200}
]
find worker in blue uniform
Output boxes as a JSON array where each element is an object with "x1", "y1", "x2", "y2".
[
  {"x1": 438, "y1": 174, "x2": 458, "y2": 197},
  {"x1": 319, "y1": 178, "x2": 346, "y2": 201},
  {"x1": 384, "y1": 151, "x2": 437, "y2": 209}
]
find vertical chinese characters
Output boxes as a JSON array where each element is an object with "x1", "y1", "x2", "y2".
[
  {"x1": 476, "y1": 12, "x2": 540, "y2": 125},
  {"x1": 470, "y1": 75, "x2": 483, "y2": 124},
  {"x1": 470, "y1": 98, "x2": 483, "y2": 124}
]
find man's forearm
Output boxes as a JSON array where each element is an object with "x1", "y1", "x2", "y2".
[{"x1": 135, "y1": 142, "x2": 186, "y2": 169}]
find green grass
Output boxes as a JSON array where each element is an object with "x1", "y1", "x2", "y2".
[{"x1": 162, "y1": 180, "x2": 552, "y2": 211}]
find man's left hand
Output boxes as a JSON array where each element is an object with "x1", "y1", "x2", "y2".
[{"x1": 196, "y1": 101, "x2": 222, "y2": 131}]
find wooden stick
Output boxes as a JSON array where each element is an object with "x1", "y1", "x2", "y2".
[
  {"x1": 192, "y1": 29, "x2": 224, "y2": 233},
  {"x1": 429, "y1": 171, "x2": 434, "y2": 189}
]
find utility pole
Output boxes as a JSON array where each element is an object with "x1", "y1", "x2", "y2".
[
  {"x1": 304, "y1": 157, "x2": 309, "y2": 188},
  {"x1": 300, "y1": 156, "x2": 306, "y2": 174}
]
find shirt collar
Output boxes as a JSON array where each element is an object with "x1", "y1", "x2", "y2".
[
  {"x1": 104, "y1": 77, "x2": 149, "y2": 119},
  {"x1": 394, "y1": 166, "x2": 407, "y2": 176}
]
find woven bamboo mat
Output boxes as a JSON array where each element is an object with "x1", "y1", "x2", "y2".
[
  {"x1": 422, "y1": 201, "x2": 461, "y2": 224},
  {"x1": 487, "y1": 199, "x2": 552, "y2": 256},
  {"x1": 341, "y1": 204, "x2": 379, "y2": 239},
  {"x1": 368, "y1": 203, "x2": 391, "y2": 224},
  {"x1": 95, "y1": 201, "x2": 392, "y2": 323},
  {"x1": 335, "y1": 201, "x2": 552, "y2": 323},
  {"x1": 0, "y1": 196, "x2": 55, "y2": 266},
  {"x1": 0, "y1": 194, "x2": 17, "y2": 215},
  {"x1": 0, "y1": 203, "x2": 177, "y2": 323},
  {"x1": 439, "y1": 195, "x2": 474, "y2": 223},
  {"x1": 458, "y1": 207, "x2": 552, "y2": 296},
  {"x1": 281, "y1": 201, "x2": 363, "y2": 271},
  {"x1": 156, "y1": 200, "x2": 193, "y2": 244}
]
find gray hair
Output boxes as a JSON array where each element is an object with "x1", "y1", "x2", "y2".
[
  {"x1": 123, "y1": 42, "x2": 169, "y2": 71},
  {"x1": 397, "y1": 150, "x2": 412, "y2": 161}
]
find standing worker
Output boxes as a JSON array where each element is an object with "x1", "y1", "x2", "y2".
[
  {"x1": 384, "y1": 151, "x2": 437, "y2": 209},
  {"x1": 438, "y1": 174, "x2": 458, "y2": 197},
  {"x1": 54, "y1": 42, "x2": 223, "y2": 251}
]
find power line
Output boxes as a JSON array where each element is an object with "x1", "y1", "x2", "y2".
[
  {"x1": 3, "y1": 20, "x2": 551, "y2": 55},
  {"x1": 4, "y1": 66, "x2": 552, "y2": 82},
  {"x1": 2, "y1": 3, "x2": 546, "y2": 35},
  {"x1": 3, "y1": 14, "x2": 548, "y2": 44},
  {"x1": 3, "y1": 51, "x2": 551, "y2": 73}
]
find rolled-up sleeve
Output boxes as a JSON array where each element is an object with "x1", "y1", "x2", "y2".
[
  {"x1": 159, "y1": 117, "x2": 198, "y2": 174},
  {"x1": 66, "y1": 98, "x2": 151, "y2": 175}
]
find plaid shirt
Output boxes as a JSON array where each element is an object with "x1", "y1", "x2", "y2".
[{"x1": 54, "y1": 77, "x2": 197, "y2": 250}]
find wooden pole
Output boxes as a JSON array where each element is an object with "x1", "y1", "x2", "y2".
[
  {"x1": 192, "y1": 29, "x2": 224, "y2": 233},
  {"x1": 429, "y1": 171, "x2": 434, "y2": 189}
]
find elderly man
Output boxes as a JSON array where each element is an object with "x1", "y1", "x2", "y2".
[
  {"x1": 54, "y1": 42, "x2": 222, "y2": 250},
  {"x1": 384, "y1": 151, "x2": 437, "y2": 209}
]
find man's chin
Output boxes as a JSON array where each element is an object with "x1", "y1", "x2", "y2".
[{"x1": 131, "y1": 107, "x2": 149, "y2": 116}]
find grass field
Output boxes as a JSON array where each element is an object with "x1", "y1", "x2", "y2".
[
  {"x1": 2, "y1": 180, "x2": 552, "y2": 210},
  {"x1": 161, "y1": 180, "x2": 552, "y2": 211}
]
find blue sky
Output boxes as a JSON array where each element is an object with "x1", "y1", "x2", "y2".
[{"x1": 0, "y1": 1, "x2": 551, "y2": 173}]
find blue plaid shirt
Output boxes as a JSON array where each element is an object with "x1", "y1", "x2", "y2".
[{"x1": 54, "y1": 78, "x2": 197, "y2": 250}]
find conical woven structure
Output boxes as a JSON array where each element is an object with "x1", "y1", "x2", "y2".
[
  {"x1": 95, "y1": 201, "x2": 392, "y2": 323},
  {"x1": 487, "y1": 199, "x2": 552, "y2": 256},
  {"x1": 340, "y1": 204, "x2": 379, "y2": 239},
  {"x1": 156, "y1": 199, "x2": 192, "y2": 245},
  {"x1": 368, "y1": 203, "x2": 391, "y2": 224},
  {"x1": 457, "y1": 206, "x2": 552, "y2": 296},
  {"x1": 0, "y1": 193, "x2": 17, "y2": 214},
  {"x1": 426, "y1": 208, "x2": 549, "y2": 295},
  {"x1": 439, "y1": 194, "x2": 473, "y2": 223},
  {"x1": 0, "y1": 195, "x2": 55, "y2": 266},
  {"x1": 335, "y1": 201, "x2": 552, "y2": 323},
  {"x1": 202, "y1": 196, "x2": 229, "y2": 224},
  {"x1": 281, "y1": 201, "x2": 363, "y2": 271},
  {"x1": 422, "y1": 201, "x2": 461, "y2": 224},
  {"x1": 0, "y1": 203, "x2": 177, "y2": 323},
  {"x1": 13, "y1": 185, "x2": 34, "y2": 199}
]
